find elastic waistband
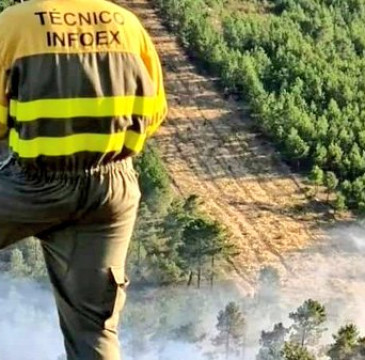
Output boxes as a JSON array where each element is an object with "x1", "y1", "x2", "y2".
[
  {"x1": 84, "y1": 157, "x2": 134, "y2": 175},
  {"x1": 3, "y1": 155, "x2": 134, "y2": 180}
]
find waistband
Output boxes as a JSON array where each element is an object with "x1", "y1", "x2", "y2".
[
  {"x1": 0, "y1": 154, "x2": 134, "y2": 180},
  {"x1": 84, "y1": 157, "x2": 134, "y2": 175}
]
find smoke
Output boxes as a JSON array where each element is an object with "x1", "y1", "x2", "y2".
[
  {"x1": 0, "y1": 274, "x2": 241, "y2": 360},
  {"x1": 282, "y1": 223, "x2": 365, "y2": 312},
  {"x1": 265, "y1": 221, "x2": 365, "y2": 345},
  {"x1": 0, "y1": 275, "x2": 64, "y2": 360},
  {"x1": 1, "y1": 223, "x2": 365, "y2": 360}
]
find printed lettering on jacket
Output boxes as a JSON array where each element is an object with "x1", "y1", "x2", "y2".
[{"x1": 34, "y1": 11, "x2": 124, "y2": 47}]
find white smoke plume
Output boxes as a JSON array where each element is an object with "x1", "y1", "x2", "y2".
[
  {"x1": 1, "y1": 222, "x2": 365, "y2": 359},
  {"x1": 0, "y1": 275, "x2": 64, "y2": 360}
]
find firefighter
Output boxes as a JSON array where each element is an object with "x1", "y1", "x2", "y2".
[{"x1": 0, "y1": 0, "x2": 167, "y2": 359}]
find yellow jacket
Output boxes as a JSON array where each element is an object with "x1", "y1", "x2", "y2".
[{"x1": 0, "y1": 0, "x2": 167, "y2": 170}]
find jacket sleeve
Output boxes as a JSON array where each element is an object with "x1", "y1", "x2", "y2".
[
  {"x1": 140, "y1": 27, "x2": 167, "y2": 137},
  {"x1": 0, "y1": 63, "x2": 8, "y2": 139}
]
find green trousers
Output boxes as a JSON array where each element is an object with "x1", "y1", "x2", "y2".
[{"x1": 0, "y1": 157, "x2": 141, "y2": 360}]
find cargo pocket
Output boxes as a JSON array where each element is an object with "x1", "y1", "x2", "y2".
[{"x1": 104, "y1": 266, "x2": 129, "y2": 331}]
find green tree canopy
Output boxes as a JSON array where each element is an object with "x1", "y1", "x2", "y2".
[{"x1": 213, "y1": 301, "x2": 245, "y2": 360}]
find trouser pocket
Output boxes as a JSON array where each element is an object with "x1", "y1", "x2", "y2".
[
  {"x1": 104, "y1": 266, "x2": 129, "y2": 331},
  {"x1": 58, "y1": 264, "x2": 129, "y2": 332}
]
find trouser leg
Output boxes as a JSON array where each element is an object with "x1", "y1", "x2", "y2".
[
  {"x1": 0, "y1": 155, "x2": 140, "y2": 359},
  {"x1": 41, "y1": 178, "x2": 140, "y2": 360}
]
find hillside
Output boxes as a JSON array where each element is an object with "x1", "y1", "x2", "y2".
[{"x1": 117, "y1": 0, "x2": 342, "y2": 293}]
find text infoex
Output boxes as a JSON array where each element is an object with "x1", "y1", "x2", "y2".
[{"x1": 34, "y1": 11, "x2": 125, "y2": 47}]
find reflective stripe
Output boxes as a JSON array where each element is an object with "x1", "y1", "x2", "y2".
[
  {"x1": 146, "y1": 95, "x2": 168, "y2": 137},
  {"x1": 0, "y1": 104, "x2": 8, "y2": 125},
  {"x1": 9, "y1": 129, "x2": 145, "y2": 157},
  {"x1": 124, "y1": 130, "x2": 146, "y2": 153},
  {"x1": 13, "y1": 115, "x2": 147, "y2": 140},
  {"x1": 155, "y1": 93, "x2": 167, "y2": 112},
  {"x1": 10, "y1": 96, "x2": 157, "y2": 122}
]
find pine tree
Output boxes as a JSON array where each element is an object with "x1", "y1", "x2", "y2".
[
  {"x1": 285, "y1": 128, "x2": 310, "y2": 168},
  {"x1": 333, "y1": 192, "x2": 347, "y2": 216},
  {"x1": 282, "y1": 342, "x2": 316, "y2": 360},
  {"x1": 327, "y1": 324, "x2": 360, "y2": 360},
  {"x1": 309, "y1": 165, "x2": 324, "y2": 196},
  {"x1": 134, "y1": 145, "x2": 172, "y2": 214},
  {"x1": 289, "y1": 299, "x2": 326, "y2": 348},
  {"x1": 349, "y1": 143, "x2": 365, "y2": 177},
  {"x1": 324, "y1": 171, "x2": 339, "y2": 201},
  {"x1": 314, "y1": 144, "x2": 327, "y2": 167},
  {"x1": 178, "y1": 216, "x2": 227, "y2": 288},
  {"x1": 327, "y1": 142, "x2": 343, "y2": 168},
  {"x1": 213, "y1": 302, "x2": 245, "y2": 360},
  {"x1": 256, "y1": 323, "x2": 288, "y2": 360}
]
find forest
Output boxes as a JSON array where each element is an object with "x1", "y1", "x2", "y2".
[{"x1": 153, "y1": 0, "x2": 365, "y2": 211}]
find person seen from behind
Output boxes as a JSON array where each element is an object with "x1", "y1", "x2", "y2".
[{"x1": 0, "y1": 0, "x2": 167, "y2": 359}]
